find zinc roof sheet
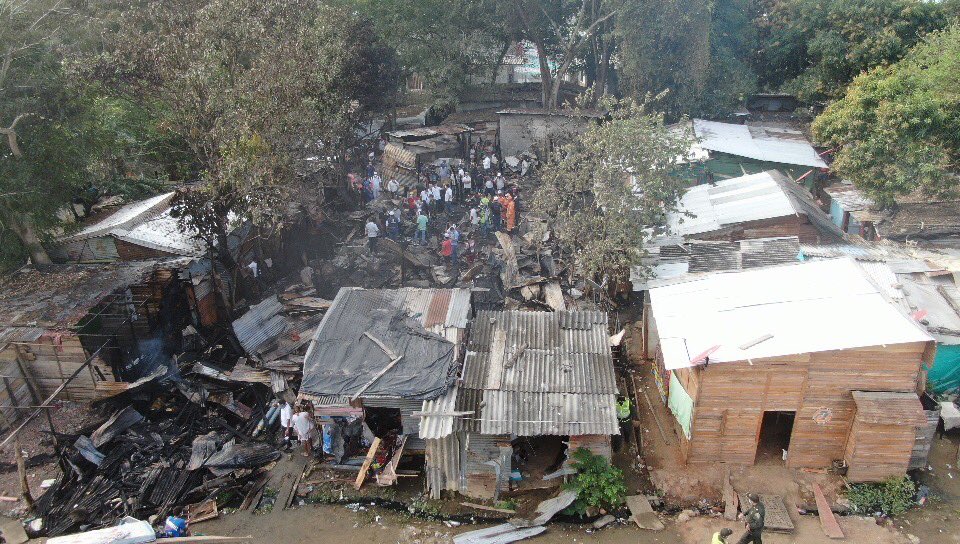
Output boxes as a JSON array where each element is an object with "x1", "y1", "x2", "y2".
[
  {"x1": 648, "y1": 259, "x2": 933, "y2": 370},
  {"x1": 57, "y1": 193, "x2": 175, "y2": 244},
  {"x1": 459, "y1": 310, "x2": 619, "y2": 437},
  {"x1": 693, "y1": 119, "x2": 828, "y2": 168}
]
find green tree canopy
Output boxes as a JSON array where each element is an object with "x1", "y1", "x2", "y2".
[
  {"x1": 755, "y1": 0, "x2": 954, "y2": 101},
  {"x1": 87, "y1": 0, "x2": 402, "y2": 268},
  {"x1": 812, "y1": 24, "x2": 960, "y2": 206},
  {"x1": 617, "y1": 0, "x2": 757, "y2": 119},
  {"x1": 532, "y1": 97, "x2": 692, "y2": 281}
]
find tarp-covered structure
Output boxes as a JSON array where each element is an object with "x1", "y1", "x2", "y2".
[{"x1": 301, "y1": 287, "x2": 471, "y2": 400}]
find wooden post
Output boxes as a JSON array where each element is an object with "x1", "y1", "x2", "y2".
[{"x1": 15, "y1": 439, "x2": 33, "y2": 512}]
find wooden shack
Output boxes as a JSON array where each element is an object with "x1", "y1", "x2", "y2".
[
  {"x1": 643, "y1": 259, "x2": 935, "y2": 481},
  {"x1": 664, "y1": 170, "x2": 844, "y2": 244},
  {"x1": 382, "y1": 124, "x2": 473, "y2": 186},
  {"x1": 0, "y1": 259, "x2": 193, "y2": 430}
]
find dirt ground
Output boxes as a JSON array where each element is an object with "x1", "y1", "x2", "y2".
[{"x1": 0, "y1": 401, "x2": 93, "y2": 517}]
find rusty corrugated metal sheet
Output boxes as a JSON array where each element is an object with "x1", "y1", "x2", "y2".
[{"x1": 424, "y1": 289, "x2": 451, "y2": 328}]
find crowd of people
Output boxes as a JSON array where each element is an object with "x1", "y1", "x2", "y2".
[{"x1": 353, "y1": 143, "x2": 524, "y2": 270}]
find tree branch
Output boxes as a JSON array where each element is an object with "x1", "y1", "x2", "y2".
[{"x1": 0, "y1": 113, "x2": 33, "y2": 157}]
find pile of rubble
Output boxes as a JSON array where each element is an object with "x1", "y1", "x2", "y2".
[{"x1": 30, "y1": 287, "x2": 333, "y2": 538}]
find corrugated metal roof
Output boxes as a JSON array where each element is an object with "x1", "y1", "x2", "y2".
[
  {"x1": 113, "y1": 209, "x2": 205, "y2": 257},
  {"x1": 692, "y1": 119, "x2": 828, "y2": 168},
  {"x1": 231, "y1": 296, "x2": 286, "y2": 357},
  {"x1": 632, "y1": 237, "x2": 802, "y2": 291},
  {"x1": 57, "y1": 193, "x2": 175, "y2": 244},
  {"x1": 824, "y1": 183, "x2": 874, "y2": 212},
  {"x1": 462, "y1": 310, "x2": 619, "y2": 437},
  {"x1": 479, "y1": 391, "x2": 619, "y2": 436},
  {"x1": 648, "y1": 259, "x2": 933, "y2": 370},
  {"x1": 668, "y1": 171, "x2": 815, "y2": 237}
]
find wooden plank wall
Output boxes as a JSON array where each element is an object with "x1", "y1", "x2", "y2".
[
  {"x1": 845, "y1": 420, "x2": 916, "y2": 482},
  {"x1": 684, "y1": 342, "x2": 928, "y2": 469},
  {"x1": 0, "y1": 335, "x2": 115, "y2": 404}
]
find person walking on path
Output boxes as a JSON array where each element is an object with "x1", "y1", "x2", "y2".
[
  {"x1": 279, "y1": 400, "x2": 294, "y2": 451},
  {"x1": 365, "y1": 218, "x2": 380, "y2": 254},
  {"x1": 386, "y1": 210, "x2": 400, "y2": 241},
  {"x1": 737, "y1": 494, "x2": 765, "y2": 544},
  {"x1": 415, "y1": 211, "x2": 429, "y2": 245},
  {"x1": 490, "y1": 195, "x2": 503, "y2": 232}
]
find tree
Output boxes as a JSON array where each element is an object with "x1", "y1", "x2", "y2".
[
  {"x1": 617, "y1": 0, "x2": 757, "y2": 119},
  {"x1": 531, "y1": 97, "x2": 692, "y2": 282},
  {"x1": 812, "y1": 24, "x2": 960, "y2": 206},
  {"x1": 345, "y1": 0, "x2": 508, "y2": 102},
  {"x1": 0, "y1": 0, "x2": 78, "y2": 265},
  {"x1": 88, "y1": 0, "x2": 401, "y2": 269},
  {"x1": 495, "y1": 0, "x2": 621, "y2": 110},
  {"x1": 754, "y1": 0, "x2": 954, "y2": 101}
]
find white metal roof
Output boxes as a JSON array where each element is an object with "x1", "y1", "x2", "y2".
[
  {"x1": 114, "y1": 209, "x2": 205, "y2": 257},
  {"x1": 58, "y1": 192, "x2": 175, "y2": 244},
  {"x1": 648, "y1": 258, "x2": 933, "y2": 370},
  {"x1": 668, "y1": 171, "x2": 802, "y2": 236},
  {"x1": 693, "y1": 119, "x2": 828, "y2": 168}
]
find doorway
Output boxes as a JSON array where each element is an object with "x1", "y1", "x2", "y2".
[{"x1": 756, "y1": 411, "x2": 796, "y2": 465}]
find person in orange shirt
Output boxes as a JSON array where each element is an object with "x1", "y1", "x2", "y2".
[{"x1": 503, "y1": 193, "x2": 516, "y2": 233}]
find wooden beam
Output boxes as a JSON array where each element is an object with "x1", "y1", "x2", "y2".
[
  {"x1": 351, "y1": 357, "x2": 403, "y2": 401},
  {"x1": 364, "y1": 332, "x2": 399, "y2": 360},
  {"x1": 354, "y1": 437, "x2": 381, "y2": 490},
  {"x1": 460, "y1": 502, "x2": 516, "y2": 514},
  {"x1": 813, "y1": 483, "x2": 844, "y2": 539}
]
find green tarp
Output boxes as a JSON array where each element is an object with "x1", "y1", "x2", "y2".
[
  {"x1": 668, "y1": 372, "x2": 694, "y2": 439},
  {"x1": 929, "y1": 343, "x2": 960, "y2": 394}
]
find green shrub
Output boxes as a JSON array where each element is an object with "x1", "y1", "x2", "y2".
[
  {"x1": 563, "y1": 447, "x2": 627, "y2": 516},
  {"x1": 846, "y1": 476, "x2": 917, "y2": 516}
]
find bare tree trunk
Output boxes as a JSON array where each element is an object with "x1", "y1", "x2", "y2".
[
  {"x1": 534, "y1": 40, "x2": 553, "y2": 110},
  {"x1": 0, "y1": 203, "x2": 52, "y2": 265}
]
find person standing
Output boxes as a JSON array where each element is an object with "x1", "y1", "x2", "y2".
[
  {"x1": 737, "y1": 494, "x2": 765, "y2": 544},
  {"x1": 386, "y1": 177, "x2": 400, "y2": 196},
  {"x1": 444, "y1": 185, "x2": 454, "y2": 215},
  {"x1": 503, "y1": 193, "x2": 516, "y2": 233},
  {"x1": 370, "y1": 172, "x2": 382, "y2": 200},
  {"x1": 431, "y1": 183, "x2": 442, "y2": 214},
  {"x1": 292, "y1": 405, "x2": 317, "y2": 457},
  {"x1": 495, "y1": 172, "x2": 505, "y2": 192},
  {"x1": 386, "y1": 210, "x2": 401, "y2": 241},
  {"x1": 415, "y1": 211, "x2": 429, "y2": 245},
  {"x1": 440, "y1": 235, "x2": 454, "y2": 266},
  {"x1": 484, "y1": 176, "x2": 495, "y2": 197},
  {"x1": 490, "y1": 196, "x2": 502, "y2": 232},
  {"x1": 479, "y1": 201, "x2": 491, "y2": 238},
  {"x1": 470, "y1": 206, "x2": 479, "y2": 229},
  {"x1": 462, "y1": 169, "x2": 472, "y2": 196},
  {"x1": 482, "y1": 154, "x2": 491, "y2": 172},
  {"x1": 279, "y1": 400, "x2": 294, "y2": 451},
  {"x1": 365, "y1": 218, "x2": 380, "y2": 254}
]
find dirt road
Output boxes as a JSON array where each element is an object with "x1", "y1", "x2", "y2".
[{"x1": 199, "y1": 501, "x2": 913, "y2": 544}]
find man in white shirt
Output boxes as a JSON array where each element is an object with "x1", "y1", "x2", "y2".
[
  {"x1": 292, "y1": 406, "x2": 317, "y2": 457},
  {"x1": 386, "y1": 178, "x2": 400, "y2": 196},
  {"x1": 444, "y1": 185, "x2": 454, "y2": 213},
  {"x1": 462, "y1": 171, "x2": 472, "y2": 194},
  {"x1": 365, "y1": 219, "x2": 380, "y2": 254},
  {"x1": 482, "y1": 155, "x2": 491, "y2": 171},
  {"x1": 370, "y1": 172, "x2": 382, "y2": 200},
  {"x1": 279, "y1": 400, "x2": 294, "y2": 450},
  {"x1": 495, "y1": 172, "x2": 505, "y2": 191},
  {"x1": 431, "y1": 184, "x2": 442, "y2": 214}
]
